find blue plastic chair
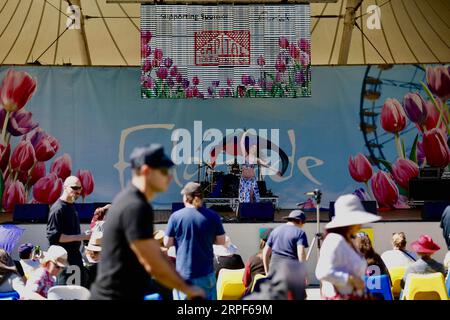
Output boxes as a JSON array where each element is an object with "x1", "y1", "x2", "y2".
[
  {"x1": 0, "y1": 291, "x2": 20, "y2": 300},
  {"x1": 365, "y1": 274, "x2": 393, "y2": 300},
  {"x1": 144, "y1": 293, "x2": 163, "y2": 300},
  {"x1": 446, "y1": 275, "x2": 450, "y2": 297}
]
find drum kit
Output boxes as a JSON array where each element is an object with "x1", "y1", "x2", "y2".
[{"x1": 197, "y1": 158, "x2": 242, "y2": 197}]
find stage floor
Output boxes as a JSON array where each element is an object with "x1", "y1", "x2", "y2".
[{"x1": 0, "y1": 208, "x2": 424, "y2": 225}]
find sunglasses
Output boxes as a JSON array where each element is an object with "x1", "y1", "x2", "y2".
[
  {"x1": 70, "y1": 186, "x2": 82, "y2": 191},
  {"x1": 355, "y1": 232, "x2": 368, "y2": 238}
]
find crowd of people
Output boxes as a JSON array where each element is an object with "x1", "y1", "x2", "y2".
[{"x1": 1, "y1": 144, "x2": 449, "y2": 300}]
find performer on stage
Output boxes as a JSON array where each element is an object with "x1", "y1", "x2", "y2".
[{"x1": 239, "y1": 133, "x2": 281, "y2": 203}]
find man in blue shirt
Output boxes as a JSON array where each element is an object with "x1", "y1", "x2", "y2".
[
  {"x1": 262, "y1": 210, "x2": 309, "y2": 275},
  {"x1": 164, "y1": 182, "x2": 226, "y2": 300}
]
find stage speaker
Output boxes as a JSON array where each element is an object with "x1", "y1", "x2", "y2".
[
  {"x1": 238, "y1": 202, "x2": 274, "y2": 222},
  {"x1": 421, "y1": 202, "x2": 450, "y2": 222},
  {"x1": 74, "y1": 203, "x2": 95, "y2": 223},
  {"x1": 328, "y1": 200, "x2": 377, "y2": 221},
  {"x1": 13, "y1": 204, "x2": 49, "y2": 223}
]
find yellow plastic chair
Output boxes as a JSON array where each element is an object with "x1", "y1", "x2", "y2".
[
  {"x1": 388, "y1": 266, "x2": 407, "y2": 299},
  {"x1": 359, "y1": 228, "x2": 374, "y2": 246},
  {"x1": 251, "y1": 273, "x2": 267, "y2": 293},
  {"x1": 402, "y1": 273, "x2": 449, "y2": 300},
  {"x1": 217, "y1": 268, "x2": 246, "y2": 300}
]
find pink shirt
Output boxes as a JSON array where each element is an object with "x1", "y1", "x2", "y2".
[{"x1": 26, "y1": 268, "x2": 55, "y2": 298}]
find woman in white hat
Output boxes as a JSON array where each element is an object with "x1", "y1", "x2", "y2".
[
  {"x1": 25, "y1": 245, "x2": 68, "y2": 299},
  {"x1": 315, "y1": 194, "x2": 380, "y2": 300},
  {"x1": 213, "y1": 236, "x2": 244, "y2": 278}
]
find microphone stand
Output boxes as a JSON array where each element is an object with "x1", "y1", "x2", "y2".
[{"x1": 306, "y1": 189, "x2": 323, "y2": 261}]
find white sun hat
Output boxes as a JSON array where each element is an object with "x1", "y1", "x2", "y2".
[
  {"x1": 213, "y1": 236, "x2": 238, "y2": 256},
  {"x1": 326, "y1": 194, "x2": 381, "y2": 229}
]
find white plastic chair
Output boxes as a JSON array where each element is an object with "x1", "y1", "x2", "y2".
[{"x1": 47, "y1": 285, "x2": 91, "y2": 300}]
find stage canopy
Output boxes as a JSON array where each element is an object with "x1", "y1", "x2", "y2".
[{"x1": 0, "y1": 0, "x2": 448, "y2": 66}]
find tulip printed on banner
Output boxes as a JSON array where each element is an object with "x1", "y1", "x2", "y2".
[
  {"x1": 371, "y1": 171, "x2": 399, "y2": 209},
  {"x1": 349, "y1": 64, "x2": 449, "y2": 209},
  {"x1": 0, "y1": 69, "x2": 95, "y2": 212},
  {"x1": 50, "y1": 154, "x2": 72, "y2": 181},
  {"x1": 32, "y1": 173, "x2": 63, "y2": 205},
  {"x1": 77, "y1": 169, "x2": 94, "y2": 201}
]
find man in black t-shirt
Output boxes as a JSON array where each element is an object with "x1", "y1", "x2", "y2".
[
  {"x1": 46, "y1": 176, "x2": 91, "y2": 286},
  {"x1": 90, "y1": 144, "x2": 205, "y2": 300}
]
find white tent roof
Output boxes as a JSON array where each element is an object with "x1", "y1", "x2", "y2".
[{"x1": 0, "y1": 0, "x2": 448, "y2": 66}]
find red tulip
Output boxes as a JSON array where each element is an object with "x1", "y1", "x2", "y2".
[
  {"x1": 0, "y1": 143, "x2": 10, "y2": 172},
  {"x1": 380, "y1": 98, "x2": 407, "y2": 133},
  {"x1": 371, "y1": 171, "x2": 399, "y2": 208},
  {"x1": 0, "y1": 69, "x2": 37, "y2": 112},
  {"x1": 421, "y1": 99, "x2": 449, "y2": 133},
  {"x1": 10, "y1": 141, "x2": 35, "y2": 172},
  {"x1": 278, "y1": 36, "x2": 290, "y2": 49},
  {"x1": 426, "y1": 66, "x2": 450, "y2": 100},
  {"x1": 422, "y1": 128, "x2": 450, "y2": 168},
  {"x1": 77, "y1": 169, "x2": 94, "y2": 198},
  {"x1": 32, "y1": 173, "x2": 63, "y2": 204},
  {"x1": 18, "y1": 161, "x2": 46, "y2": 187},
  {"x1": 257, "y1": 56, "x2": 265, "y2": 66},
  {"x1": 288, "y1": 44, "x2": 300, "y2": 61},
  {"x1": 50, "y1": 154, "x2": 72, "y2": 181},
  {"x1": 391, "y1": 159, "x2": 419, "y2": 189},
  {"x1": 2, "y1": 180, "x2": 26, "y2": 212},
  {"x1": 34, "y1": 132, "x2": 59, "y2": 162},
  {"x1": 348, "y1": 153, "x2": 373, "y2": 183}
]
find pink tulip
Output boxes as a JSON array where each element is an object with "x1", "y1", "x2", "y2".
[
  {"x1": 50, "y1": 154, "x2": 72, "y2": 181},
  {"x1": 2, "y1": 180, "x2": 26, "y2": 212},
  {"x1": 426, "y1": 66, "x2": 450, "y2": 100},
  {"x1": 32, "y1": 173, "x2": 63, "y2": 204},
  {"x1": 278, "y1": 37, "x2": 290, "y2": 49},
  {"x1": 18, "y1": 161, "x2": 46, "y2": 187},
  {"x1": 275, "y1": 58, "x2": 286, "y2": 73},
  {"x1": 348, "y1": 153, "x2": 373, "y2": 183},
  {"x1": 0, "y1": 143, "x2": 10, "y2": 172},
  {"x1": 257, "y1": 56, "x2": 265, "y2": 66},
  {"x1": 10, "y1": 141, "x2": 35, "y2": 172},
  {"x1": 156, "y1": 67, "x2": 168, "y2": 80},
  {"x1": 288, "y1": 44, "x2": 300, "y2": 61},
  {"x1": 371, "y1": 171, "x2": 399, "y2": 208},
  {"x1": 298, "y1": 38, "x2": 311, "y2": 54},
  {"x1": 380, "y1": 98, "x2": 407, "y2": 133},
  {"x1": 421, "y1": 99, "x2": 449, "y2": 133},
  {"x1": 34, "y1": 132, "x2": 59, "y2": 162},
  {"x1": 77, "y1": 169, "x2": 94, "y2": 198},
  {"x1": 391, "y1": 159, "x2": 419, "y2": 189},
  {"x1": 154, "y1": 48, "x2": 163, "y2": 61},
  {"x1": 422, "y1": 128, "x2": 450, "y2": 167},
  {"x1": 0, "y1": 69, "x2": 37, "y2": 112}
]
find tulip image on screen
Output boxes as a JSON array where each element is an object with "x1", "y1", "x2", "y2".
[{"x1": 140, "y1": 4, "x2": 311, "y2": 99}]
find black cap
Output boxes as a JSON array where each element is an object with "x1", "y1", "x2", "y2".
[
  {"x1": 282, "y1": 210, "x2": 306, "y2": 222},
  {"x1": 180, "y1": 182, "x2": 203, "y2": 197},
  {"x1": 130, "y1": 144, "x2": 174, "y2": 169}
]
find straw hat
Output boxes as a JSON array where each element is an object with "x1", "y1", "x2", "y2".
[
  {"x1": 42, "y1": 245, "x2": 68, "y2": 267},
  {"x1": 213, "y1": 236, "x2": 238, "y2": 256},
  {"x1": 86, "y1": 231, "x2": 103, "y2": 252},
  {"x1": 326, "y1": 194, "x2": 380, "y2": 229}
]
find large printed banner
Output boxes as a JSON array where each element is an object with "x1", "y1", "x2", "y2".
[
  {"x1": 0, "y1": 65, "x2": 448, "y2": 210},
  {"x1": 140, "y1": 5, "x2": 311, "y2": 98}
]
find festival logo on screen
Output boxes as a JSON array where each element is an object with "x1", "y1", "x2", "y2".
[
  {"x1": 194, "y1": 31, "x2": 251, "y2": 66},
  {"x1": 141, "y1": 4, "x2": 311, "y2": 99}
]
